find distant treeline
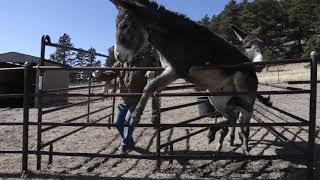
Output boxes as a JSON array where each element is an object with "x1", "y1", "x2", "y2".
[{"x1": 199, "y1": 0, "x2": 320, "y2": 60}]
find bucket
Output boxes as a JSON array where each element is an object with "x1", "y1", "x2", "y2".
[{"x1": 197, "y1": 97, "x2": 216, "y2": 116}]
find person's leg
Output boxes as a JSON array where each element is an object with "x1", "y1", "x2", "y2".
[
  {"x1": 123, "y1": 104, "x2": 137, "y2": 149},
  {"x1": 115, "y1": 103, "x2": 129, "y2": 138}
]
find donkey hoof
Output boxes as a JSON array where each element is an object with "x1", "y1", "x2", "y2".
[
  {"x1": 207, "y1": 128, "x2": 217, "y2": 144},
  {"x1": 130, "y1": 116, "x2": 141, "y2": 127}
]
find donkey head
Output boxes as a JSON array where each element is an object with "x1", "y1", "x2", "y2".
[
  {"x1": 110, "y1": 0, "x2": 153, "y2": 63},
  {"x1": 232, "y1": 25, "x2": 265, "y2": 72}
]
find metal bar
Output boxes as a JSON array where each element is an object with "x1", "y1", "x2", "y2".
[
  {"x1": 87, "y1": 71, "x2": 92, "y2": 123},
  {"x1": 153, "y1": 94, "x2": 161, "y2": 169},
  {"x1": 37, "y1": 90, "x2": 311, "y2": 98},
  {"x1": 160, "y1": 128, "x2": 209, "y2": 148},
  {"x1": 36, "y1": 66, "x2": 164, "y2": 72},
  {"x1": 48, "y1": 144, "x2": 53, "y2": 166},
  {"x1": 41, "y1": 106, "x2": 112, "y2": 133},
  {"x1": 36, "y1": 35, "x2": 47, "y2": 171},
  {"x1": 160, "y1": 112, "x2": 218, "y2": 132},
  {"x1": 30, "y1": 151, "x2": 306, "y2": 161},
  {"x1": 44, "y1": 84, "x2": 107, "y2": 94},
  {"x1": 0, "y1": 150, "x2": 23, "y2": 154},
  {"x1": 111, "y1": 78, "x2": 117, "y2": 128},
  {"x1": 28, "y1": 122, "x2": 308, "y2": 128},
  {"x1": 255, "y1": 103, "x2": 309, "y2": 123},
  {"x1": 259, "y1": 82, "x2": 306, "y2": 91},
  {"x1": 160, "y1": 100, "x2": 207, "y2": 113},
  {"x1": 286, "y1": 80, "x2": 320, "y2": 84},
  {"x1": 42, "y1": 97, "x2": 105, "y2": 115},
  {"x1": 163, "y1": 84, "x2": 195, "y2": 91},
  {"x1": 22, "y1": 63, "x2": 32, "y2": 176},
  {"x1": 252, "y1": 114, "x2": 307, "y2": 153},
  {"x1": 45, "y1": 42, "x2": 108, "y2": 58},
  {"x1": 35, "y1": 58, "x2": 310, "y2": 72},
  {"x1": 42, "y1": 114, "x2": 110, "y2": 149},
  {"x1": 0, "y1": 94, "x2": 24, "y2": 98},
  {"x1": 0, "y1": 67, "x2": 25, "y2": 71},
  {"x1": 307, "y1": 51, "x2": 318, "y2": 180}
]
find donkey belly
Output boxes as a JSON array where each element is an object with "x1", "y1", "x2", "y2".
[{"x1": 187, "y1": 66, "x2": 236, "y2": 92}]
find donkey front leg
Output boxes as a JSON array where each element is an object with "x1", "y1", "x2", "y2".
[{"x1": 130, "y1": 67, "x2": 177, "y2": 126}]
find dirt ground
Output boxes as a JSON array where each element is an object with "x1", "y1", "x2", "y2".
[{"x1": 0, "y1": 63, "x2": 320, "y2": 179}]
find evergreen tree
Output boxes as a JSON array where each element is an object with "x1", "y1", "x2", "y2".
[
  {"x1": 49, "y1": 33, "x2": 75, "y2": 65},
  {"x1": 199, "y1": 14, "x2": 210, "y2": 27},
  {"x1": 105, "y1": 46, "x2": 116, "y2": 67}
]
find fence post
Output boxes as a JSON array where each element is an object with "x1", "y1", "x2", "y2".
[
  {"x1": 152, "y1": 92, "x2": 161, "y2": 169},
  {"x1": 21, "y1": 63, "x2": 32, "y2": 177},
  {"x1": 308, "y1": 51, "x2": 318, "y2": 180},
  {"x1": 36, "y1": 35, "x2": 47, "y2": 170}
]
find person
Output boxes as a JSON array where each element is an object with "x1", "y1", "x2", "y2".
[{"x1": 93, "y1": 56, "x2": 155, "y2": 153}]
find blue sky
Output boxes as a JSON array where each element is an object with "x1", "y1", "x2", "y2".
[{"x1": 0, "y1": 0, "x2": 240, "y2": 60}]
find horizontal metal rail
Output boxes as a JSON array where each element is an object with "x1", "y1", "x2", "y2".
[
  {"x1": 252, "y1": 114, "x2": 307, "y2": 153},
  {"x1": 160, "y1": 112, "x2": 217, "y2": 131},
  {"x1": 160, "y1": 128, "x2": 209, "y2": 148},
  {"x1": 44, "y1": 84, "x2": 109, "y2": 94},
  {"x1": 30, "y1": 150, "x2": 306, "y2": 161},
  {"x1": 41, "y1": 105, "x2": 113, "y2": 132},
  {"x1": 0, "y1": 67, "x2": 25, "y2": 71},
  {"x1": 42, "y1": 97, "x2": 105, "y2": 114},
  {"x1": 0, "y1": 150, "x2": 23, "y2": 154},
  {"x1": 255, "y1": 103, "x2": 308, "y2": 123},
  {"x1": 259, "y1": 82, "x2": 306, "y2": 91},
  {"x1": 37, "y1": 90, "x2": 311, "y2": 98},
  {"x1": 30, "y1": 122, "x2": 309, "y2": 128},
  {"x1": 160, "y1": 100, "x2": 207, "y2": 113},
  {"x1": 45, "y1": 42, "x2": 108, "y2": 58},
  {"x1": 36, "y1": 66, "x2": 164, "y2": 72},
  {"x1": 41, "y1": 114, "x2": 111, "y2": 149},
  {"x1": 0, "y1": 94, "x2": 24, "y2": 98},
  {"x1": 0, "y1": 122, "x2": 24, "y2": 126},
  {"x1": 286, "y1": 80, "x2": 320, "y2": 84},
  {"x1": 163, "y1": 84, "x2": 195, "y2": 91}
]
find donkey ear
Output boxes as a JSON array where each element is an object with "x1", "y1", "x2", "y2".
[
  {"x1": 231, "y1": 24, "x2": 247, "y2": 42},
  {"x1": 110, "y1": 0, "x2": 129, "y2": 10}
]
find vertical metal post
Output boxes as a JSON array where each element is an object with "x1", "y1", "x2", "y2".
[
  {"x1": 153, "y1": 93, "x2": 161, "y2": 169},
  {"x1": 111, "y1": 78, "x2": 117, "y2": 125},
  {"x1": 308, "y1": 51, "x2": 318, "y2": 180},
  {"x1": 48, "y1": 144, "x2": 53, "y2": 166},
  {"x1": 87, "y1": 58, "x2": 93, "y2": 123},
  {"x1": 21, "y1": 63, "x2": 32, "y2": 177},
  {"x1": 36, "y1": 35, "x2": 46, "y2": 170}
]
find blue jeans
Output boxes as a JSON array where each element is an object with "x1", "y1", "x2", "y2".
[{"x1": 115, "y1": 103, "x2": 136, "y2": 149}]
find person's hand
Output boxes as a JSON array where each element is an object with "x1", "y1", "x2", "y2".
[
  {"x1": 92, "y1": 70, "x2": 115, "y2": 82},
  {"x1": 145, "y1": 71, "x2": 155, "y2": 79}
]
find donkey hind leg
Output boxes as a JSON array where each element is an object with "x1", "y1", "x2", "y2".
[
  {"x1": 130, "y1": 67, "x2": 177, "y2": 126},
  {"x1": 215, "y1": 109, "x2": 240, "y2": 153},
  {"x1": 207, "y1": 96, "x2": 232, "y2": 144},
  {"x1": 238, "y1": 109, "x2": 252, "y2": 155},
  {"x1": 228, "y1": 111, "x2": 240, "y2": 146}
]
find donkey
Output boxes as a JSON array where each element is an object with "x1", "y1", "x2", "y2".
[
  {"x1": 221, "y1": 25, "x2": 268, "y2": 147},
  {"x1": 110, "y1": 0, "x2": 258, "y2": 154}
]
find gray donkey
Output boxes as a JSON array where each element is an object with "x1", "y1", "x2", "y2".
[{"x1": 110, "y1": 0, "x2": 258, "y2": 154}]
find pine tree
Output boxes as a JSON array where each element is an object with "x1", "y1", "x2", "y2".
[
  {"x1": 49, "y1": 33, "x2": 75, "y2": 65},
  {"x1": 105, "y1": 46, "x2": 116, "y2": 67},
  {"x1": 199, "y1": 14, "x2": 210, "y2": 27}
]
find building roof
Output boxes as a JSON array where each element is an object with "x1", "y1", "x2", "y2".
[{"x1": 0, "y1": 52, "x2": 68, "y2": 66}]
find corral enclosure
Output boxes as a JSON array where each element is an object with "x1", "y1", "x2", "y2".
[{"x1": 0, "y1": 60, "x2": 320, "y2": 179}]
